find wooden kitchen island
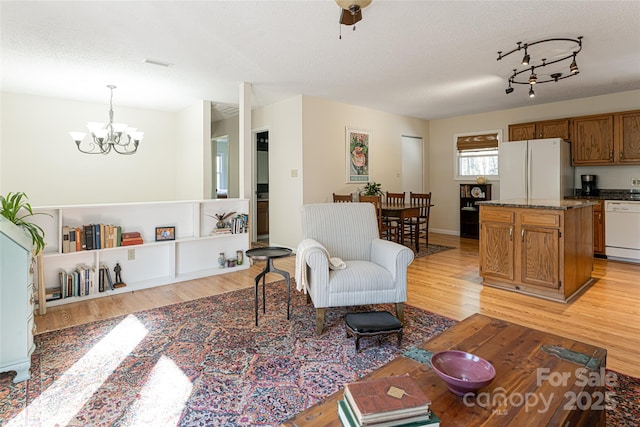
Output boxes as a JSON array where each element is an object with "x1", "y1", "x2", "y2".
[{"x1": 478, "y1": 199, "x2": 596, "y2": 302}]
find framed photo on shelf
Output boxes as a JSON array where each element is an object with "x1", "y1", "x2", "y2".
[
  {"x1": 155, "y1": 226, "x2": 175, "y2": 241},
  {"x1": 346, "y1": 127, "x2": 371, "y2": 183}
]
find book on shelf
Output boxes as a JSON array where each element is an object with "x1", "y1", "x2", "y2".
[
  {"x1": 45, "y1": 287, "x2": 62, "y2": 301},
  {"x1": 68, "y1": 228, "x2": 76, "y2": 252},
  {"x1": 343, "y1": 374, "x2": 431, "y2": 425},
  {"x1": 62, "y1": 225, "x2": 70, "y2": 253},
  {"x1": 103, "y1": 264, "x2": 114, "y2": 290},
  {"x1": 121, "y1": 237, "x2": 144, "y2": 246},
  {"x1": 84, "y1": 225, "x2": 94, "y2": 250},
  {"x1": 337, "y1": 400, "x2": 439, "y2": 427}
]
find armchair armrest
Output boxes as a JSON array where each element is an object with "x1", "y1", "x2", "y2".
[{"x1": 370, "y1": 239, "x2": 414, "y2": 279}]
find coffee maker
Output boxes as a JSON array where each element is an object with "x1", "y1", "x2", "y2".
[{"x1": 581, "y1": 175, "x2": 598, "y2": 196}]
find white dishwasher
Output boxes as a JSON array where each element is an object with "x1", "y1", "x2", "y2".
[{"x1": 605, "y1": 200, "x2": 640, "y2": 263}]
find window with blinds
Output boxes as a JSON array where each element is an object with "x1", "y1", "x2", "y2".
[{"x1": 454, "y1": 131, "x2": 501, "y2": 180}]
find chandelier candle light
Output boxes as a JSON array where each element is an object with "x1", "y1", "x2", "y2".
[
  {"x1": 497, "y1": 37, "x2": 582, "y2": 98},
  {"x1": 70, "y1": 85, "x2": 144, "y2": 155}
]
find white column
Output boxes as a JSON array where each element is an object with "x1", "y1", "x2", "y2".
[{"x1": 238, "y1": 82, "x2": 252, "y2": 200}]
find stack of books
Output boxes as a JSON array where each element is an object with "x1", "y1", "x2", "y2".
[
  {"x1": 121, "y1": 231, "x2": 143, "y2": 246},
  {"x1": 338, "y1": 374, "x2": 440, "y2": 427}
]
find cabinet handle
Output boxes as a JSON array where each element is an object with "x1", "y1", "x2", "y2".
[
  {"x1": 620, "y1": 151, "x2": 623, "y2": 160},
  {"x1": 610, "y1": 150, "x2": 613, "y2": 161},
  {"x1": 509, "y1": 227, "x2": 513, "y2": 241},
  {"x1": 521, "y1": 229, "x2": 525, "y2": 242}
]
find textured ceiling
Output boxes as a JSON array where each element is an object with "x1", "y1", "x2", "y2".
[{"x1": 1, "y1": 1, "x2": 639, "y2": 120}]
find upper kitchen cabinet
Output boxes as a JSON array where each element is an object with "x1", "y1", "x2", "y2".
[
  {"x1": 616, "y1": 110, "x2": 640, "y2": 164},
  {"x1": 572, "y1": 110, "x2": 640, "y2": 165},
  {"x1": 508, "y1": 119, "x2": 570, "y2": 141},
  {"x1": 571, "y1": 114, "x2": 614, "y2": 164}
]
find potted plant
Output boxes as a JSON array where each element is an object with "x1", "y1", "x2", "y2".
[
  {"x1": 362, "y1": 182, "x2": 383, "y2": 196},
  {"x1": 0, "y1": 192, "x2": 49, "y2": 254}
]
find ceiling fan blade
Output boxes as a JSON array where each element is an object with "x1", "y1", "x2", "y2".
[{"x1": 340, "y1": 9, "x2": 362, "y2": 25}]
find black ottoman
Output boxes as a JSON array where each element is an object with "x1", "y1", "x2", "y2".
[{"x1": 344, "y1": 311, "x2": 403, "y2": 352}]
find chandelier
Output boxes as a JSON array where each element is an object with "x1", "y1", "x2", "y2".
[
  {"x1": 69, "y1": 85, "x2": 144, "y2": 155},
  {"x1": 497, "y1": 36, "x2": 583, "y2": 98}
]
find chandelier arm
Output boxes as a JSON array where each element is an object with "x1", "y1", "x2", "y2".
[
  {"x1": 111, "y1": 140, "x2": 139, "y2": 155},
  {"x1": 75, "y1": 139, "x2": 111, "y2": 155}
]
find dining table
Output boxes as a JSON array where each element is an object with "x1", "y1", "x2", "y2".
[{"x1": 381, "y1": 202, "x2": 433, "y2": 252}]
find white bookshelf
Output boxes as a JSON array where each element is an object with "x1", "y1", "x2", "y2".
[{"x1": 31, "y1": 199, "x2": 250, "y2": 308}]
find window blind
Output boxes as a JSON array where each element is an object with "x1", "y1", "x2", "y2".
[{"x1": 456, "y1": 133, "x2": 499, "y2": 151}]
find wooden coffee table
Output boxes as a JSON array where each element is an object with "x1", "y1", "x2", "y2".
[{"x1": 283, "y1": 314, "x2": 607, "y2": 426}]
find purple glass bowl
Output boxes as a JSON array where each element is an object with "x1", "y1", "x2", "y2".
[{"x1": 431, "y1": 350, "x2": 496, "y2": 396}]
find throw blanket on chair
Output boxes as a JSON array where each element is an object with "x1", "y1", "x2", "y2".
[{"x1": 295, "y1": 238, "x2": 346, "y2": 293}]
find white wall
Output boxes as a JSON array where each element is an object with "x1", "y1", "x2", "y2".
[
  {"x1": 252, "y1": 96, "x2": 303, "y2": 249},
  {"x1": 428, "y1": 90, "x2": 640, "y2": 235},
  {"x1": 302, "y1": 96, "x2": 429, "y2": 204},
  {"x1": 0, "y1": 92, "x2": 180, "y2": 206},
  {"x1": 176, "y1": 100, "x2": 209, "y2": 201}
]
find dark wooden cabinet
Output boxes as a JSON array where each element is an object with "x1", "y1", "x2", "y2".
[
  {"x1": 508, "y1": 119, "x2": 570, "y2": 141},
  {"x1": 460, "y1": 184, "x2": 491, "y2": 239},
  {"x1": 257, "y1": 200, "x2": 269, "y2": 236}
]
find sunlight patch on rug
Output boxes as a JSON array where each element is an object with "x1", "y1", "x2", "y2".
[
  {"x1": 120, "y1": 355, "x2": 193, "y2": 426},
  {"x1": 4, "y1": 314, "x2": 148, "y2": 427}
]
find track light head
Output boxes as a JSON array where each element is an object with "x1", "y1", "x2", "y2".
[
  {"x1": 505, "y1": 86, "x2": 514, "y2": 94},
  {"x1": 521, "y1": 46, "x2": 530, "y2": 65},
  {"x1": 529, "y1": 85, "x2": 535, "y2": 98},
  {"x1": 529, "y1": 67, "x2": 537, "y2": 84},
  {"x1": 570, "y1": 54, "x2": 579, "y2": 74}
]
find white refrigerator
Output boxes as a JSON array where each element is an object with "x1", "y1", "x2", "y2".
[{"x1": 499, "y1": 138, "x2": 574, "y2": 200}]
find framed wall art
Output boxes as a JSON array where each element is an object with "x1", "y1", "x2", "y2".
[{"x1": 346, "y1": 127, "x2": 371, "y2": 183}]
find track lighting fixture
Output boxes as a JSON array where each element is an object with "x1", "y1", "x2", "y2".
[{"x1": 497, "y1": 36, "x2": 583, "y2": 98}]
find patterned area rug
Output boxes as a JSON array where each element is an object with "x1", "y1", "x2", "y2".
[
  {"x1": 414, "y1": 243, "x2": 454, "y2": 258},
  {"x1": 0, "y1": 281, "x2": 637, "y2": 426},
  {"x1": 0, "y1": 281, "x2": 455, "y2": 426}
]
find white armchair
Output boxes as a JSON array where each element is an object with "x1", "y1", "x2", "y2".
[{"x1": 297, "y1": 203, "x2": 415, "y2": 334}]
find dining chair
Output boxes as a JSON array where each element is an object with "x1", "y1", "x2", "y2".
[
  {"x1": 386, "y1": 192, "x2": 405, "y2": 204},
  {"x1": 332, "y1": 193, "x2": 352, "y2": 203},
  {"x1": 384, "y1": 191, "x2": 405, "y2": 231},
  {"x1": 360, "y1": 195, "x2": 400, "y2": 242},
  {"x1": 405, "y1": 192, "x2": 432, "y2": 248}
]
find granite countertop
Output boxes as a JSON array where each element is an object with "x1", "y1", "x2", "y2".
[
  {"x1": 477, "y1": 199, "x2": 597, "y2": 210},
  {"x1": 565, "y1": 189, "x2": 640, "y2": 201}
]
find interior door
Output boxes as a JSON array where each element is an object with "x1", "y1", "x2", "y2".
[{"x1": 401, "y1": 136, "x2": 424, "y2": 193}]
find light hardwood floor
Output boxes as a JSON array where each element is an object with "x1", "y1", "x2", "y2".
[{"x1": 35, "y1": 233, "x2": 640, "y2": 378}]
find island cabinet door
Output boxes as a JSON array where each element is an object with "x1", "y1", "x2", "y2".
[
  {"x1": 479, "y1": 222, "x2": 515, "y2": 281},
  {"x1": 520, "y1": 226, "x2": 560, "y2": 289}
]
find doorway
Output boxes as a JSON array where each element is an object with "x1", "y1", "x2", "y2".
[
  {"x1": 211, "y1": 136, "x2": 229, "y2": 198},
  {"x1": 255, "y1": 130, "x2": 269, "y2": 244},
  {"x1": 401, "y1": 135, "x2": 424, "y2": 194}
]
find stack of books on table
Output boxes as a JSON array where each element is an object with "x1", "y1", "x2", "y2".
[{"x1": 338, "y1": 374, "x2": 440, "y2": 427}]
